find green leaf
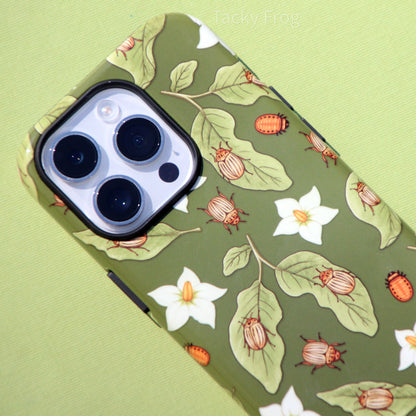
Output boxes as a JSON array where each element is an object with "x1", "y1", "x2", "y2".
[
  {"x1": 17, "y1": 134, "x2": 38, "y2": 199},
  {"x1": 191, "y1": 108, "x2": 292, "y2": 191},
  {"x1": 275, "y1": 251, "x2": 378, "y2": 336},
  {"x1": 346, "y1": 172, "x2": 401, "y2": 249},
  {"x1": 317, "y1": 381, "x2": 416, "y2": 416},
  {"x1": 209, "y1": 62, "x2": 276, "y2": 105},
  {"x1": 223, "y1": 244, "x2": 251, "y2": 276},
  {"x1": 74, "y1": 223, "x2": 201, "y2": 261},
  {"x1": 34, "y1": 95, "x2": 76, "y2": 134},
  {"x1": 229, "y1": 280, "x2": 284, "y2": 393},
  {"x1": 170, "y1": 60, "x2": 198, "y2": 92},
  {"x1": 106, "y1": 14, "x2": 166, "y2": 88}
]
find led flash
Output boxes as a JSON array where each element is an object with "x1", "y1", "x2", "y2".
[{"x1": 97, "y1": 99, "x2": 120, "y2": 123}]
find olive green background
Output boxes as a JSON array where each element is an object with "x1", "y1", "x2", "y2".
[{"x1": 1, "y1": 1, "x2": 416, "y2": 416}]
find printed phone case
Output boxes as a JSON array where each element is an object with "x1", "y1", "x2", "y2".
[{"x1": 18, "y1": 13, "x2": 416, "y2": 416}]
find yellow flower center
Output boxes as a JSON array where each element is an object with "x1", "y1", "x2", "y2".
[
  {"x1": 293, "y1": 209, "x2": 308, "y2": 223},
  {"x1": 405, "y1": 335, "x2": 416, "y2": 347},
  {"x1": 182, "y1": 281, "x2": 193, "y2": 302}
]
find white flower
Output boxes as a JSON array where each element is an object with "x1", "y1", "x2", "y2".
[
  {"x1": 187, "y1": 15, "x2": 235, "y2": 55},
  {"x1": 174, "y1": 176, "x2": 206, "y2": 213},
  {"x1": 259, "y1": 386, "x2": 321, "y2": 416},
  {"x1": 147, "y1": 267, "x2": 227, "y2": 331},
  {"x1": 273, "y1": 186, "x2": 338, "y2": 245},
  {"x1": 395, "y1": 321, "x2": 416, "y2": 371}
]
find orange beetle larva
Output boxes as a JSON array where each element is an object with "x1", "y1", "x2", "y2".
[
  {"x1": 386, "y1": 270, "x2": 413, "y2": 302},
  {"x1": 185, "y1": 344, "x2": 210, "y2": 366},
  {"x1": 255, "y1": 113, "x2": 289, "y2": 136}
]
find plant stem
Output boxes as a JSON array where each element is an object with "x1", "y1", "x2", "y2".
[
  {"x1": 185, "y1": 82, "x2": 249, "y2": 99},
  {"x1": 408, "y1": 245, "x2": 416, "y2": 251},
  {"x1": 246, "y1": 234, "x2": 277, "y2": 271},
  {"x1": 160, "y1": 90, "x2": 204, "y2": 113}
]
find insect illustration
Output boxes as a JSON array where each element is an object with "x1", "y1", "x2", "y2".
[
  {"x1": 295, "y1": 333, "x2": 346, "y2": 374},
  {"x1": 116, "y1": 36, "x2": 142, "y2": 59},
  {"x1": 386, "y1": 270, "x2": 413, "y2": 302},
  {"x1": 49, "y1": 194, "x2": 69, "y2": 215},
  {"x1": 351, "y1": 181, "x2": 381, "y2": 215},
  {"x1": 313, "y1": 266, "x2": 356, "y2": 302},
  {"x1": 356, "y1": 387, "x2": 394, "y2": 415},
  {"x1": 107, "y1": 235, "x2": 149, "y2": 256},
  {"x1": 244, "y1": 70, "x2": 269, "y2": 93},
  {"x1": 198, "y1": 187, "x2": 248, "y2": 234},
  {"x1": 185, "y1": 344, "x2": 210, "y2": 366},
  {"x1": 299, "y1": 131, "x2": 338, "y2": 167},
  {"x1": 239, "y1": 316, "x2": 275, "y2": 356},
  {"x1": 210, "y1": 141, "x2": 251, "y2": 181},
  {"x1": 255, "y1": 114, "x2": 289, "y2": 136}
]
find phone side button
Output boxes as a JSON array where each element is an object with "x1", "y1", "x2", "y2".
[
  {"x1": 268, "y1": 86, "x2": 294, "y2": 111},
  {"x1": 107, "y1": 270, "x2": 161, "y2": 327}
]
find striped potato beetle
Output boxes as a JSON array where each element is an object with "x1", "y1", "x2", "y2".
[
  {"x1": 313, "y1": 266, "x2": 356, "y2": 302},
  {"x1": 255, "y1": 114, "x2": 289, "y2": 136},
  {"x1": 107, "y1": 234, "x2": 149, "y2": 256},
  {"x1": 185, "y1": 344, "x2": 210, "y2": 366},
  {"x1": 244, "y1": 70, "x2": 268, "y2": 93},
  {"x1": 295, "y1": 333, "x2": 346, "y2": 374},
  {"x1": 240, "y1": 316, "x2": 275, "y2": 356},
  {"x1": 356, "y1": 387, "x2": 394, "y2": 415},
  {"x1": 210, "y1": 141, "x2": 251, "y2": 181},
  {"x1": 198, "y1": 187, "x2": 248, "y2": 234},
  {"x1": 386, "y1": 270, "x2": 413, "y2": 302},
  {"x1": 49, "y1": 194, "x2": 69, "y2": 215},
  {"x1": 351, "y1": 181, "x2": 381, "y2": 215},
  {"x1": 116, "y1": 36, "x2": 142, "y2": 59},
  {"x1": 299, "y1": 130, "x2": 338, "y2": 167}
]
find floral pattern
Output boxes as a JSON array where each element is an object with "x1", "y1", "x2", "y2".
[
  {"x1": 395, "y1": 321, "x2": 416, "y2": 371},
  {"x1": 259, "y1": 386, "x2": 320, "y2": 416},
  {"x1": 147, "y1": 267, "x2": 227, "y2": 331},
  {"x1": 273, "y1": 186, "x2": 338, "y2": 245}
]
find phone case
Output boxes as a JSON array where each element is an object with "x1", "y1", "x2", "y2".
[{"x1": 18, "y1": 13, "x2": 416, "y2": 416}]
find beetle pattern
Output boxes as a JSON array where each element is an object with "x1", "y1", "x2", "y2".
[
  {"x1": 239, "y1": 316, "x2": 275, "y2": 356},
  {"x1": 313, "y1": 265, "x2": 356, "y2": 302},
  {"x1": 210, "y1": 141, "x2": 251, "y2": 181},
  {"x1": 244, "y1": 70, "x2": 269, "y2": 93},
  {"x1": 116, "y1": 36, "x2": 142, "y2": 59},
  {"x1": 295, "y1": 333, "x2": 346, "y2": 374},
  {"x1": 299, "y1": 130, "x2": 338, "y2": 167},
  {"x1": 49, "y1": 194, "x2": 69, "y2": 215},
  {"x1": 356, "y1": 387, "x2": 394, "y2": 416},
  {"x1": 198, "y1": 187, "x2": 248, "y2": 234},
  {"x1": 386, "y1": 270, "x2": 413, "y2": 302},
  {"x1": 351, "y1": 181, "x2": 381, "y2": 215},
  {"x1": 185, "y1": 344, "x2": 210, "y2": 366},
  {"x1": 255, "y1": 114, "x2": 289, "y2": 136},
  {"x1": 107, "y1": 235, "x2": 149, "y2": 256}
]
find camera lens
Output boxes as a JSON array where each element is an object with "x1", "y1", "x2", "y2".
[
  {"x1": 53, "y1": 134, "x2": 98, "y2": 179},
  {"x1": 96, "y1": 178, "x2": 142, "y2": 223},
  {"x1": 116, "y1": 117, "x2": 161, "y2": 162}
]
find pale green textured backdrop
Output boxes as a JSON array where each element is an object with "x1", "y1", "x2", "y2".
[{"x1": 1, "y1": 1, "x2": 415, "y2": 415}]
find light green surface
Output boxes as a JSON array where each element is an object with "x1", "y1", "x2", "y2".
[{"x1": 1, "y1": 1, "x2": 416, "y2": 416}]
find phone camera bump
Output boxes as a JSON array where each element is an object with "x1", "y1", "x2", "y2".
[
  {"x1": 53, "y1": 134, "x2": 99, "y2": 179},
  {"x1": 115, "y1": 116, "x2": 162, "y2": 162},
  {"x1": 96, "y1": 177, "x2": 142, "y2": 223}
]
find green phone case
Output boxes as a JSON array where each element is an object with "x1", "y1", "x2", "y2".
[{"x1": 18, "y1": 13, "x2": 416, "y2": 416}]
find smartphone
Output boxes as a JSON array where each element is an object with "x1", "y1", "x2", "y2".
[{"x1": 18, "y1": 13, "x2": 416, "y2": 416}]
